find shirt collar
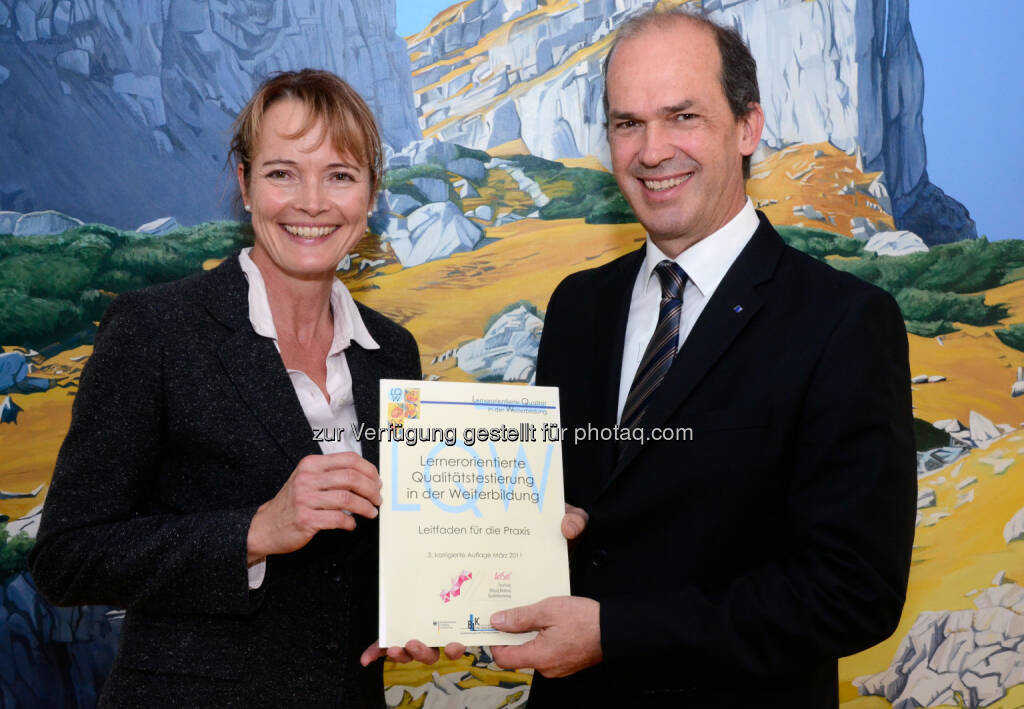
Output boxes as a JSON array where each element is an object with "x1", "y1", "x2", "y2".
[
  {"x1": 641, "y1": 198, "x2": 759, "y2": 299},
  {"x1": 238, "y1": 247, "x2": 379, "y2": 354}
]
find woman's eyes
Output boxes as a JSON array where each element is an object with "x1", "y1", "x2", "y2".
[{"x1": 264, "y1": 170, "x2": 356, "y2": 182}]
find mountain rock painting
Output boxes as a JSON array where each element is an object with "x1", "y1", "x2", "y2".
[{"x1": 2, "y1": 0, "x2": 1021, "y2": 706}]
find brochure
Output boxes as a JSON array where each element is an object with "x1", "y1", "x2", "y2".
[{"x1": 376, "y1": 379, "x2": 570, "y2": 647}]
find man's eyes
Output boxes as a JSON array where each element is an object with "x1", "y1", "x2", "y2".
[{"x1": 613, "y1": 114, "x2": 695, "y2": 131}]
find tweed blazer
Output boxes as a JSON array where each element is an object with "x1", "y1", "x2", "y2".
[{"x1": 29, "y1": 254, "x2": 421, "y2": 708}]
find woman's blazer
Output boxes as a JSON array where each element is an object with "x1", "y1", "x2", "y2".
[{"x1": 29, "y1": 254, "x2": 422, "y2": 708}]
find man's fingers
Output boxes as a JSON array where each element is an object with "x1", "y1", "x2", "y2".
[
  {"x1": 562, "y1": 504, "x2": 589, "y2": 540},
  {"x1": 490, "y1": 601, "x2": 544, "y2": 633},
  {"x1": 565, "y1": 503, "x2": 588, "y2": 518},
  {"x1": 491, "y1": 642, "x2": 534, "y2": 670},
  {"x1": 561, "y1": 513, "x2": 584, "y2": 540}
]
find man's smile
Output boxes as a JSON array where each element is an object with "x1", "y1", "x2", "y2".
[{"x1": 639, "y1": 173, "x2": 693, "y2": 191}]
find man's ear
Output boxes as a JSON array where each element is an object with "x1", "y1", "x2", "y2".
[{"x1": 738, "y1": 102, "x2": 765, "y2": 157}]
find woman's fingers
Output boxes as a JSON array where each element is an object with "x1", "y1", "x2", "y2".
[{"x1": 247, "y1": 454, "x2": 384, "y2": 557}]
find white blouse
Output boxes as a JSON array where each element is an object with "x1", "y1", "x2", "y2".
[{"x1": 238, "y1": 248, "x2": 380, "y2": 587}]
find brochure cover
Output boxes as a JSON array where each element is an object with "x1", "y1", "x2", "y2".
[{"x1": 376, "y1": 379, "x2": 570, "y2": 647}]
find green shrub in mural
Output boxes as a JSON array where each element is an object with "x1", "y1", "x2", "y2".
[
  {"x1": 0, "y1": 224, "x2": 252, "y2": 347},
  {"x1": 825, "y1": 239, "x2": 1024, "y2": 335},
  {"x1": 895, "y1": 288, "x2": 1006, "y2": 328},
  {"x1": 903, "y1": 319, "x2": 958, "y2": 338},
  {"x1": 995, "y1": 324, "x2": 1024, "y2": 352},
  {"x1": 520, "y1": 159, "x2": 636, "y2": 225},
  {"x1": 834, "y1": 238, "x2": 1024, "y2": 295},
  {"x1": 0, "y1": 522, "x2": 33, "y2": 585},
  {"x1": 912, "y1": 417, "x2": 953, "y2": 451},
  {"x1": 776, "y1": 225, "x2": 866, "y2": 259}
]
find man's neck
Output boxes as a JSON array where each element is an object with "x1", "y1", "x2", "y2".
[{"x1": 650, "y1": 193, "x2": 752, "y2": 260}]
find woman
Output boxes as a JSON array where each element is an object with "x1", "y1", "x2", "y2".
[{"x1": 30, "y1": 69, "x2": 421, "y2": 708}]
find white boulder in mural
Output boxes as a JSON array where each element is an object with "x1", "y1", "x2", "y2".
[
  {"x1": 13, "y1": 210, "x2": 83, "y2": 236},
  {"x1": 383, "y1": 202, "x2": 483, "y2": 268},
  {"x1": 864, "y1": 230, "x2": 929, "y2": 256},
  {"x1": 136, "y1": 217, "x2": 180, "y2": 235},
  {"x1": 1005, "y1": 508, "x2": 1024, "y2": 544},
  {"x1": 457, "y1": 305, "x2": 542, "y2": 382},
  {"x1": 855, "y1": 584, "x2": 1024, "y2": 708}
]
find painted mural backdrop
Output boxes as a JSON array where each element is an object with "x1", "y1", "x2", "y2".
[{"x1": 1, "y1": 0, "x2": 1021, "y2": 706}]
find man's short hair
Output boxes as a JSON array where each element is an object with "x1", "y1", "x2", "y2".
[{"x1": 602, "y1": 8, "x2": 761, "y2": 178}]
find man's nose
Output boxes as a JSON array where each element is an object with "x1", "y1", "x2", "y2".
[{"x1": 638, "y1": 123, "x2": 674, "y2": 168}]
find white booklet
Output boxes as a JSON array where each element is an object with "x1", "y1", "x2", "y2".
[{"x1": 376, "y1": 379, "x2": 570, "y2": 647}]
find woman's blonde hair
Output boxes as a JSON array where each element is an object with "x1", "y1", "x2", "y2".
[{"x1": 230, "y1": 69, "x2": 384, "y2": 198}]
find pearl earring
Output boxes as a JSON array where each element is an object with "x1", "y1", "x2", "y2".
[{"x1": 244, "y1": 204, "x2": 251, "y2": 212}]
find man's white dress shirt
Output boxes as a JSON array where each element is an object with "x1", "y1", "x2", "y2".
[{"x1": 616, "y1": 199, "x2": 759, "y2": 424}]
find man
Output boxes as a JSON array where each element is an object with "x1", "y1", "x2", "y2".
[{"x1": 484, "y1": 8, "x2": 917, "y2": 707}]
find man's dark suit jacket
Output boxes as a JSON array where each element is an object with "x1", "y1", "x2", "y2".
[
  {"x1": 29, "y1": 255, "x2": 420, "y2": 708},
  {"x1": 529, "y1": 214, "x2": 916, "y2": 708}
]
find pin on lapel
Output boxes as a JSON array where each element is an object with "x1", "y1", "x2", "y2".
[{"x1": 733, "y1": 305, "x2": 744, "y2": 314}]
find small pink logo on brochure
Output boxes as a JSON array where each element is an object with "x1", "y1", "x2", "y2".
[{"x1": 440, "y1": 570, "x2": 473, "y2": 604}]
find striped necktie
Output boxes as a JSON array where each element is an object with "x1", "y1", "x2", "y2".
[{"x1": 619, "y1": 260, "x2": 687, "y2": 435}]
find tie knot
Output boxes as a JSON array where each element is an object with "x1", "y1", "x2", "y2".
[{"x1": 654, "y1": 260, "x2": 686, "y2": 301}]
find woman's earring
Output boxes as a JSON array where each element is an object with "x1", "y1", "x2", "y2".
[{"x1": 244, "y1": 204, "x2": 251, "y2": 212}]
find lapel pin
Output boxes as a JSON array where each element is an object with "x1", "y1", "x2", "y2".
[{"x1": 733, "y1": 305, "x2": 743, "y2": 313}]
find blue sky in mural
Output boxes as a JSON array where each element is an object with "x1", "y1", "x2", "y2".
[
  {"x1": 911, "y1": 0, "x2": 1022, "y2": 240},
  {"x1": 397, "y1": 0, "x2": 1023, "y2": 240},
  {"x1": 395, "y1": 1, "x2": 452, "y2": 38}
]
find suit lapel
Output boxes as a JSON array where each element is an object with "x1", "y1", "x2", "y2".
[
  {"x1": 204, "y1": 256, "x2": 320, "y2": 481},
  {"x1": 608, "y1": 215, "x2": 785, "y2": 482},
  {"x1": 594, "y1": 249, "x2": 644, "y2": 429},
  {"x1": 581, "y1": 248, "x2": 644, "y2": 487}
]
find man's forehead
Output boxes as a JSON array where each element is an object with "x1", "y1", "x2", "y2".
[
  {"x1": 605, "y1": 21, "x2": 722, "y2": 109},
  {"x1": 608, "y1": 15, "x2": 718, "y2": 69}
]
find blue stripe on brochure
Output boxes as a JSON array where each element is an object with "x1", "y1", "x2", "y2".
[{"x1": 421, "y1": 400, "x2": 555, "y2": 410}]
